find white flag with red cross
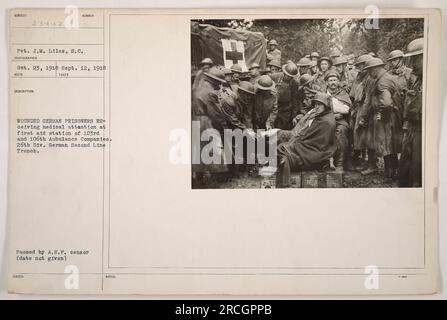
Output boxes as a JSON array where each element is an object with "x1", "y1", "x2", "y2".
[{"x1": 221, "y1": 39, "x2": 248, "y2": 72}]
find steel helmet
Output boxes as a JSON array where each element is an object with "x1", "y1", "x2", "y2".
[
  {"x1": 296, "y1": 57, "x2": 312, "y2": 67},
  {"x1": 404, "y1": 38, "x2": 424, "y2": 57},
  {"x1": 230, "y1": 64, "x2": 243, "y2": 74},
  {"x1": 204, "y1": 67, "x2": 226, "y2": 83},
  {"x1": 268, "y1": 60, "x2": 282, "y2": 69},
  {"x1": 354, "y1": 54, "x2": 373, "y2": 65},
  {"x1": 248, "y1": 63, "x2": 261, "y2": 70},
  {"x1": 330, "y1": 49, "x2": 341, "y2": 57},
  {"x1": 387, "y1": 50, "x2": 405, "y2": 61},
  {"x1": 199, "y1": 57, "x2": 214, "y2": 66},
  {"x1": 318, "y1": 56, "x2": 332, "y2": 67},
  {"x1": 282, "y1": 62, "x2": 299, "y2": 77},
  {"x1": 238, "y1": 81, "x2": 256, "y2": 95},
  {"x1": 269, "y1": 39, "x2": 278, "y2": 46},
  {"x1": 333, "y1": 56, "x2": 348, "y2": 66},
  {"x1": 363, "y1": 57, "x2": 386, "y2": 70},
  {"x1": 299, "y1": 74, "x2": 314, "y2": 87},
  {"x1": 222, "y1": 68, "x2": 233, "y2": 75},
  {"x1": 311, "y1": 92, "x2": 331, "y2": 107},
  {"x1": 256, "y1": 75, "x2": 275, "y2": 91}
]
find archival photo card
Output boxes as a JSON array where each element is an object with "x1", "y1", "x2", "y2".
[{"x1": 7, "y1": 8, "x2": 441, "y2": 295}]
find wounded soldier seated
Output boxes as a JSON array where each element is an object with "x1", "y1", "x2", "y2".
[{"x1": 275, "y1": 92, "x2": 337, "y2": 188}]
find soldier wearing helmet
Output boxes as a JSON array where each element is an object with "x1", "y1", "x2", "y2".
[
  {"x1": 333, "y1": 56, "x2": 357, "y2": 93},
  {"x1": 387, "y1": 49, "x2": 416, "y2": 91},
  {"x1": 270, "y1": 62, "x2": 300, "y2": 130},
  {"x1": 296, "y1": 57, "x2": 312, "y2": 76},
  {"x1": 220, "y1": 81, "x2": 257, "y2": 176},
  {"x1": 218, "y1": 68, "x2": 237, "y2": 101},
  {"x1": 192, "y1": 57, "x2": 214, "y2": 91},
  {"x1": 194, "y1": 67, "x2": 228, "y2": 132},
  {"x1": 293, "y1": 73, "x2": 321, "y2": 126},
  {"x1": 268, "y1": 59, "x2": 282, "y2": 74},
  {"x1": 229, "y1": 64, "x2": 243, "y2": 92},
  {"x1": 330, "y1": 48, "x2": 342, "y2": 62},
  {"x1": 314, "y1": 56, "x2": 332, "y2": 89},
  {"x1": 254, "y1": 75, "x2": 278, "y2": 130},
  {"x1": 363, "y1": 57, "x2": 403, "y2": 179},
  {"x1": 275, "y1": 92, "x2": 337, "y2": 188},
  {"x1": 310, "y1": 52, "x2": 320, "y2": 62},
  {"x1": 267, "y1": 39, "x2": 282, "y2": 64},
  {"x1": 192, "y1": 66, "x2": 229, "y2": 184},
  {"x1": 248, "y1": 63, "x2": 261, "y2": 85},
  {"x1": 308, "y1": 60, "x2": 319, "y2": 78},
  {"x1": 220, "y1": 80, "x2": 256, "y2": 131},
  {"x1": 398, "y1": 38, "x2": 423, "y2": 187},
  {"x1": 349, "y1": 54, "x2": 375, "y2": 172}
]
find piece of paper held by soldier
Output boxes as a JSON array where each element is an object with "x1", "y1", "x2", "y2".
[{"x1": 7, "y1": 8, "x2": 441, "y2": 294}]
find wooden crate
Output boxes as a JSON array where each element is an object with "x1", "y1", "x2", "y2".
[
  {"x1": 325, "y1": 172, "x2": 343, "y2": 188},
  {"x1": 289, "y1": 172, "x2": 302, "y2": 188},
  {"x1": 258, "y1": 168, "x2": 343, "y2": 189},
  {"x1": 301, "y1": 172, "x2": 324, "y2": 188},
  {"x1": 260, "y1": 175, "x2": 276, "y2": 188}
]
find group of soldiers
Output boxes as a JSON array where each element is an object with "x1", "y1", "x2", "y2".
[{"x1": 192, "y1": 37, "x2": 423, "y2": 188}]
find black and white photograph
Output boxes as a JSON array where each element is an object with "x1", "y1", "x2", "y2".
[{"x1": 191, "y1": 18, "x2": 424, "y2": 189}]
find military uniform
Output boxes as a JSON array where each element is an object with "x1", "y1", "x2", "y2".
[
  {"x1": 388, "y1": 63, "x2": 416, "y2": 92},
  {"x1": 267, "y1": 48, "x2": 282, "y2": 63},
  {"x1": 350, "y1": 71, "x2": 373, "y2": 150},
  {"x1": 192, "y1": 76, "x2": 228, "y2": 176},
  {"x1": 314, "y1": 70, "x2": 328, "y2": 91},
  {"x1": 276, "y1": 93, "x2": 337, "y2": 187},
  {"x1": 270, "y1": 72, "x2": 299, "y2": 130},
  {"x1": 220, "y1": 92, "x2": 253, "y2": 130},
  {"x1": 327, "y1": 87, "x2": 352, "y2": 169},
  {"x1": 339, "y1": 69, "x2": 358, "y2": 93},
  {"x1": 192, "y1": 79, "x2": 227, "y2": 133},
  {"x1": 254, "y1": 89, "x2": 278, "y2": 129},
  {"x1": 369, "y1": 70, "x2": 403, "y2": 156},
  {"x1": 250, "y1": 75, "x2": 261, "y2": 86},
  {"x1": 398, "y1": 76, "x2": 422, "y2": 187}
]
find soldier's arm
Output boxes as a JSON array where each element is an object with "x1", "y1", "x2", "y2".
[
  {"x1": 220, "y1": 98, "x2": 247, "y2": 130},
  {"x1": 290, "y1": 80, "x2": 301, "y2": 118},
  {"x1": 266, "y1": 93, "x2": 278, "y2": 129},
  {"x1": 244, "y1": 101, "x2": 254, "y2": 129},
  {"x1": 376, "y1": 88, "x2": 393, "y2": 110},
  {"x1": 207, "y1": 93, "x2": 228, "y2": 130}
]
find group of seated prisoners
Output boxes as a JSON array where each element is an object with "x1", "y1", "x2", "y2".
[{"x1": 192, "y1": 38, "x2": 423, "y2": 188}]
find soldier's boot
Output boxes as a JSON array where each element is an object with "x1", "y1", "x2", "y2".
[
  {"x1": 328, "y1": 157, "x2": 336, "y2": 171},
  {"x1": 361, "y1": 149, "x2": 378, "y2": 175},
  {"x1": 335, "y1": 151, "x2": 345, "y2": 173},
  {"x1": 383, "y1": 154, "x2": 396, "y2": 179},
  {"x1": 356, "y1": 149, "x2": 368, "y2": 170},
  {"x1": 346, "y1": 150, "x2": 360, "y2": 171},
  {"x1": 388, "y1": 154, "x2": 399, "y2": 179}
]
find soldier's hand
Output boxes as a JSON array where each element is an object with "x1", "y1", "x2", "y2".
[
  {"x1": 292, "y1": 115, "x2": 303, "y2": 126},
  {"x1": 292, "y1": 118, "x2": 298, "y2": 126},
  {"x1": 358, "y1": 118, "x2": 367, "y2": 128}
]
